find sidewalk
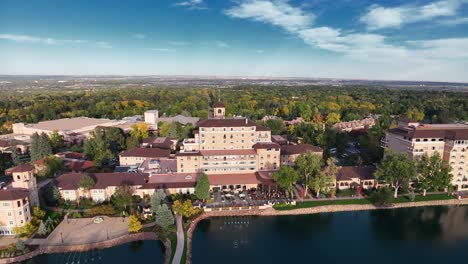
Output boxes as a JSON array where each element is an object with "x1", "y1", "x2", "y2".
[{"x1": 171, "y1": 215, "x2": 184, "y2": 264}]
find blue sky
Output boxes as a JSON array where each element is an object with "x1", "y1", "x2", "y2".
[{"x1": 0, "y1": 0, "x2": 467, "y2": 82}]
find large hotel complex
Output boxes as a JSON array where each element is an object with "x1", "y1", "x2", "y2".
[{"x1": 1, "y1": 101, "x2": 467, "y2": 235}]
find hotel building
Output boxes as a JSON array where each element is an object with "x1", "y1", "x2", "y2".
[{"x1": 382, "y1": 119, "x2": 468, "y2": 191}]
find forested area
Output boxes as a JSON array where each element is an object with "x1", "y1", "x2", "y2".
[{"x1": 0, "y1": 86, "x2": 466, "y2": 135}]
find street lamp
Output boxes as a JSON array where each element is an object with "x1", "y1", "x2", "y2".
[{"x1": 60, "y1": 232, "x2": 63, "y2": 244}]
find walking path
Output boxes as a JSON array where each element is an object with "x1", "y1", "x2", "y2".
[{"x1": 172, "y1": 215, "x2": 184, "y2": 264}]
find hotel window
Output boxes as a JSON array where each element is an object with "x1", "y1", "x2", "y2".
[
  {"x1": 8, "y1": 212, "x2": 11, "y2": 216},
  {"x1": 17, "y1": 201, "x2": 21, "y2": 207}
]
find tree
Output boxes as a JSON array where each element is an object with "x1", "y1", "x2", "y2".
[
  {"x1": 111, "y1": 185, "x2": 134, "y2": 212},
  {"x1": 104, "y1": 127, "x2": 126, "y2": 153},
  {"x1": 406, "y1": 108, "x2": 425, "y2": 122},
  {"x1": 370, "y1": 187, "x2": 393, "y2": 207},
  {"x1": 295, "y1": 152, "x2": 322, "y2": 198},
  {"x1": 323, "y1": 157, "x2": 338, "y2": 179},
  {"x1": 39, "y1": 155, "x2": 65, "y2": 178},
  {"x1": 272, "y1": 166, "x2": 298, "y2": 199},
  {"x1": 8, "y1": 142, "x2": 20, "y2": 165},
  {"x1": 128, "y1": 215, "x2": 142, "y2": 233},
  {"x1": 310, "y1": 172, "x2": 335, "y2": 198},
  {"x1": 84, "y1": 128, "x2": 113, "y2": 167},
  {"x1": 326, "y1": 112, "x2": 341, "y2": 124},
  {"x1": 151, "y1": 189, "x2": 166, "y2": 212},
  {"x1": 33, "y1": 205, "x2": 46, "y2": 220},
  {"x1": 172, "y1": 200, "x2": 199, "y2": 218},
  {"x1": 265, "y1": 119, "x2": 285, "y2": 135},
  {"x1": 375, "y1": 151, "x2": 417, "y2": 198},
  {"x1": 15, "y1": 238, "x2": 26, "y2": 252},
  {"x1": 195, "y1": 173, "x2": 210, "y2": 200},
  {"x1": 0, "y1": 152, "x2": 14, "y2": 172},
  {"x1": 418, "y1": 152, "x2": 452, "y2": 196},
  {"x1": 30, "y1": 132, "x2": 52, "y2": 161},
  {"x1": 37, "y1": 221, "x2": 47, "y2": 236},
  {"x1": 79, "y1": 174, "x2": 95, "y2": 197},
  {"x1": 49, "y1": 130, "x2": 64, "y2": 153},
  {"x1": 155, "y1": 204, "x2": 174, "y2": 229}
]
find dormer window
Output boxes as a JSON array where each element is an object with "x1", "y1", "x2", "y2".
[{"x1": 185, "y1": 175, "x2": 192, "y2": 180}]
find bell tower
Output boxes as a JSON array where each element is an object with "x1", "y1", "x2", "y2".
[{"x1": 10, "y1": 164, "x2": 39, "y2": 206}]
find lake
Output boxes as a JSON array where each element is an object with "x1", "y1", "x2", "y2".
[
  {"x1": 21, "y1": 240, "x2": 165, "y2": 264},
  {"x1": 192, "y1": 206, "x2": 468, "y2": 264}
]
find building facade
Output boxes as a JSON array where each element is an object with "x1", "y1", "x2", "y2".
[{"x1": 383, "y1": 120, "x2": 468, "y2": 191}]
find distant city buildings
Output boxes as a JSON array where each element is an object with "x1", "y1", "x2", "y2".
[{"x1": 333, "y1": 117, "x2": 376, "y2": 133}]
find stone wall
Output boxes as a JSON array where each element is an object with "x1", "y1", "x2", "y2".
[{"x1": 0, "y1": 232, "x2": 161, "y2": 264}]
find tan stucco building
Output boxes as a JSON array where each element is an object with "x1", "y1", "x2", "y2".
[{"x1": 383, "y1": 119, "x2": 468, "y2": 191}]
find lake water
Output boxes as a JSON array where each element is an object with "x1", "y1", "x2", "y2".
[
  {"x1": 192, "y1": 206, "x2": 468, "y2": 264},
  {"x1": 21, "y1": 240, "x2": 165, "y2": 264}
]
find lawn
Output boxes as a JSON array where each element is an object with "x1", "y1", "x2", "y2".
[{"x1": 274, "y1": 193, "x2": 455, "y2": 211}]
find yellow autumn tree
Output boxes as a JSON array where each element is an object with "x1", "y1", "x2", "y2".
[{"x1": 128, "y1": 215, "x2": 142, "y2": 233}]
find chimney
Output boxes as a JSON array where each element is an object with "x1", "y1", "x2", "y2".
[{"x1": 245, "y1": 118, "x2": 248, "y2": 124}]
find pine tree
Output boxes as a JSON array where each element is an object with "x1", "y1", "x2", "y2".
[
  {"x1": 128, "y1": 215, "x2": 142, "y2": 233},
  {"x1": 30, "y1": 132, "x2": 41, "y2": 161},
  {"x1": 155, "y1": 204, "x2": 174, "y2": 229},
  {"x1": 15, "y1": 238, "x2": 26, "y2": 252},
  {"x1": 195, "y1": 173, "x2": 210, "y2": 200},
  {"x1": 9, "y1": 141, "x2": 20, "y2": 165},
  {"x1": 150, "y1": 190, "x2": 166, "y2": 212},
  {"x1": 37, "y1": 221, "x2": 47, "y2": 236},
  {"x1": 39, "y1": 132, "x2": 52, "y2": 158}
]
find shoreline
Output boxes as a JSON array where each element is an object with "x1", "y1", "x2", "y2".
[
  {"x1": 0, "y1": 232, "x2": 172, "y2": 264},
  {"x1": 185, "y1": 198, "x2": 468, "y2": 264}
]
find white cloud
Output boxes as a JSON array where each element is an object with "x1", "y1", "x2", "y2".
[
  {"x1": 167, "y1": 41, "x2": 192, "y2": 46},
  {"x1": 438, "y1": 17, "x2": 468, "y2": 25},
  {"x1": 407, "y1": 38, "x2": 468, "y2": 59},
  {"x1": 214, "y1": 40, "x2": 230, "y2": 48},
  {"x1": 134, "y1": 33, "x2": 146, "y2": 39},
  {"x1": 256, "y1": 49, "x2": 265, "y2": 53},
  {"x1": 224, "y1": 0, "x2": 314, "y2": 32},
  {"x1": 0, "y1": 33, "x2": 87, "y2": 45},
  {"x1": 361, "y1": 0, "x2": 466, "y2": 30},
  {"x1": 174, "y1": 0, "x2": 207, "y2": 9},
  {"x1": 146, "y1": 48, "x2": 177, "y2": 52},
  {"x1": 95, "y1": 42, "x2": 113, "y2": 49}
]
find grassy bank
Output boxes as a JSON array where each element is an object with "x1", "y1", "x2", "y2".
[{"x1": 274, "y1": 193, "x2": 455, "y2": 211}]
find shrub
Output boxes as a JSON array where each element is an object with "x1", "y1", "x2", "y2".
[
  {"x1": 370, "y1": 188, "x2": 393, "y2": 207},
  {"x1": 84, "y1": 205, "x2": 116, "y2": 217}
]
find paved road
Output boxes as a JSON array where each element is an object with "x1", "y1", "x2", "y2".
[{"x1": 172, "y1": 215, "x2": 184, "y2": 264}]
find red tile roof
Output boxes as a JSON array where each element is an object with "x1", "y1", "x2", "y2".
[
  {"x1": 280, "y1": 144, "x2": 323, "y2": 155},
  {"x1": 8, "y1": 164, "x2": 35, "y2": 173},
  {"x1": 336, "y1": 166, "x2": 376, "y2": 181},
  {"x1": 0, "y1": 189, "x2": 29, "y2": 201},
  {"x1": 255, "y1": 126, "x2": 271, "y2": 131},
  {"x1": 253, "y1": 142, "x2": 280, "y2": 149},
  {"x1": 56, "y1": 172, "x2": 149, "y2": 190},
  {"x1": 176, "y1": 151, "x2": 202, "y2": 157},
  {"x1": 66, "y1": 160, "x2": 94, "y2": 172},
  {"x1": 120, "y1": 147, "x2": 171, "y2": 158},
  {"x1": 213, "y1": 102, "x2": 225, "y2": 108},
  {"x1": 207, "y1": 173, "x2": 261, "y2": 185},
  {"x1": 197, "y1": 118, "x2": 256, "y2": 128}
]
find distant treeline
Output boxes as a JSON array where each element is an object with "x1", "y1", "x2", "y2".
[{"x1": 0, "y1": 85, "x2": 466, "y2": 134}]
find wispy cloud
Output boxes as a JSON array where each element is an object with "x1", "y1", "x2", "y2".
[
  {"x1": 95, "y1": 42, "x2": 113, "y2": 49},
  {"x1": 0, "y1": 33, "x2": 113, "y2": 49},
  {"x1": 0, "y1": 33, "x2": 87, "y2": 45},
  {"x1": 224, "y1": 0, "x2": 313, "y2": 32},
  {"x1": 360, "y1": 0, "x2": 467, "y2": 30},
  {"x1": 167, "y1": 41, "x2": 192, "y2": 46},
  {"x1": 174, "y1": 0, "x2": 207, "y2": 10},
  {"x1": 437, "y1": 16, "x2": 468, "y2": 25},
  {"x1": 146, "y1": 48, "x2": 177, "y2": 52},
  {"x1": 214, "y1": 40, "x2": 230, "y2": 48},
  {"x1": 134, "y1": 33, "x2": 146, "y2": 39},
  {"x1": 256, "y1": 49, "x2": 265, "y2": 53}
]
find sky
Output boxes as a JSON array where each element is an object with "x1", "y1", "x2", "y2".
[{"x1": 0, "y1": 0, "x2": 468, "y2": 82}]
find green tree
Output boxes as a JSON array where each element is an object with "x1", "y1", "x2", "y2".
[
  {"x1": 111, "y1": 185, "x2": 134, "y2": 212},
  {"x1": 84, "y1": 128, "x2": 113, "y2": 167},
  {"x1": 272, "y1": 166, "x2": 298, "y2": 199},
  {"x1": 39, "y1": 155, "x2": 65, "y2": 178},
  {"x1": 418, "y1": 152, "x2": 452, "y2": 196},
  {"x1": 0, "y1": 152, "x2": 14, "y2": 172},
  {"x1": 37, "y1": 221, "x2": 47, "y2": 236},
  {"x1": 30, "y1": 132, "x2": 52, "y2": 161},
  {"x1": 8, "y1": 142, "x2": 20, "y2": 165},
  {"x1": 370, "y1": 187, "x2": 393, "y2": 207},
  {"x1": 155, "y1": 204, "x2": 174, "y2": 229},
  {"x1": 151, "y1": 189, "x2": 166, "y2": 212},
  {"x1": 310, "y1": 171, "x2": 335, "y2": 198},
  {"x1": 295, "y1": 152, "x2": 322, "y2": 198},
  {"x1": 128, "y1": 215, "x2": 142, "y2": 233},
  {"x1": 265, "y1": 119, "x2": 285, "y2": 135},
  {"x1": 79, "y1": 174, "x2": 95, "y2": 197},
  {"x1": 105, "y1": 127, "x2": 126, "y2": 153},
  {"x1": 49, "y1": 130, "x2": 64, "y2": 153},
  {"x1": 15, "y1": 238, "x2": 26, "y2": 252},
  {"x1": 195, "y1": 173, "x2": 210, "y2": 200},
  {"x1": 33, "y1": 205, "x2": 46, "y2": 220},
  {"x1": 375, "y1": 151, "x2": 417, "y2": 198}
]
